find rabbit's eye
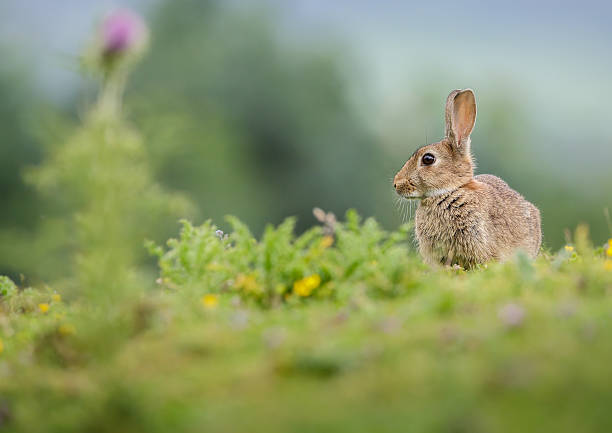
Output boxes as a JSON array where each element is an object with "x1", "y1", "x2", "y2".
[{"x1": 421, "y1": 153, "x2": 435, "y2": 166}]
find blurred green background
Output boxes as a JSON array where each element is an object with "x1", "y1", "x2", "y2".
[{"x1": 0, "y1": 0, "x2": 610, "y2": 283}]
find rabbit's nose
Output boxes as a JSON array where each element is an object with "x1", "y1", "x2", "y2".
[
  {"x1": 393, "y1": 174, "x2": 403, "y2": 190},
  {"x1": 394, "y1": 179, "x2": 411, "y2": 194}
]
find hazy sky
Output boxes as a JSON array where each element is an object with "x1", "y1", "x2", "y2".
[
  {"x1": 2, "y1": 1, "x2": 610, "y2": 101},
  {"x1": 1, "y1": 0, "x2": 611, "y2": 171}
]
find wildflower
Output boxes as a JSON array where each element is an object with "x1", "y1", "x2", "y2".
[
  {"x1": 51, "y1": 293, "x2": 61, "y2": 303},
  {"x1": 498, "y1": 303, "x2": 525, "y2": 328},
  {"x1": 230, "y1": 295, "x2": 242, "y2": 307},
  {"x1": 293, "y1": 274, "x2": 321, "y2": 297},
  {"x1": 58, "y1": 324, "x2": 76, "y2": 336},
  {"x1": 605, "y1": 260, "x2": 612, "y2": 271},
  {"x1": 38, "y1": 303, "x2": 50, "y2": 314},
  {"x1": 564, "y1": 245, "x2": 574, "y2": 253},
  {"x1": 230, "y1": 310, "x2": 249, "y2": 329},
  {"x1": 378, "y1": 317, "x2": 401, "y2": 334},
  {"x1": 556, "y1": 301, "x2": 577, "y2": 318},
  {"x1": 606, "y1": 238, "x2": 612, "y2": 257},
  {"x1": 263, "y1": 327, "x2": 287, "y2": 349},
  {"x1": 206, "y1": 262, "x2": 225, "y2": 272},
  {"x1": 320, "y1": 236, "x2": 334, "y2": 249},
  {"x1": 101, "y1": 9, "x2": 148, "y2": 57},
  {"x1": 214, "y1": 230, "x2": 228, "y2": 241},
  {"x1": 0, "y1": 338, "x2": 3, "y2": 354},
  {"x1": 201, "y1": 294, "x2": 219, "y2": 309},
  {"x1": 235, "y1": 274, "x2": 261, "y2": 295}
]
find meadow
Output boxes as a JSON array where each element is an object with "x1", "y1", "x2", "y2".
[{"x1": 1, "y1": 214, "x2": 612, "y2": 432}]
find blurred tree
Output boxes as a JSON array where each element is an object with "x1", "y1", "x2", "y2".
[
  {"x1": 0, "y1": 57, "x2": 46, "y2": 279},
  {"x1": 129, "y1": 0, "x2": 389, "y2": 234}
]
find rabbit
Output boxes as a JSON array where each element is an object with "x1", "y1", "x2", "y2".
[{"x1": 393, "y1": 89, "x2": 541, "y2": 268}]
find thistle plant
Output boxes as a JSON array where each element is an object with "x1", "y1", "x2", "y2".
[{"x1": 26, "y1": 9, "x2": 192, "y2": 297}]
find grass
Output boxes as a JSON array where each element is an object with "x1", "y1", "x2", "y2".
[{"x1": 1, "y1": 213, "x2": 612, "y2": 433}]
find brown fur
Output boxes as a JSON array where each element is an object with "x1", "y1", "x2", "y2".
[{"x1": 393, "y1": 89, "x2": 541, "y2": 268}]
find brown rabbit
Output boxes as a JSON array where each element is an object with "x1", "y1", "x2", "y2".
[{"x1": 393, "y1": 89, "x2": 541, "y2": 268}]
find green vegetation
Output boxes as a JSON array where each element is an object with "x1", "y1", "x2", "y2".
[
  {"x1": 1, "y1": 218, "x2": 612, "y2": 432},
  {"x1": 148, "y1": 210, "x2": 416, "y2": 306}
]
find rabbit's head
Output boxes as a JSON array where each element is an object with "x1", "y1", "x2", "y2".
[{"x1": 394, "y1": 89, "x2": 477, "y2": 198}]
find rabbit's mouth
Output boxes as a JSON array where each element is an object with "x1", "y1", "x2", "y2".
[
  {"x1": 396, "y1": 189, "x2": 423, "y2": 200},
  {"x1": 401, "y1": 191, "x2": 423, "y2": 200},
  {"x1": 394, "y1": 179, "x2": 422, "y2": 199}
]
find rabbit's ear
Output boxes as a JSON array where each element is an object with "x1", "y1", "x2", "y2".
[{"x1": 445, "y1": 89, "x2": 476, "y2": 152}]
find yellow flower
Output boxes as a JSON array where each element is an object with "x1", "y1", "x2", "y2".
[
  {"x1": 235, "y1": 274, "x2": 261, "y2": 295},
  {"x1": 320, "y1": 236, "x2": 334, "y2": 249},
  {"x1": 605, "y1": 260, "x2": 612, "y2": 271},
  {"x1": 564, "y1": 245, "x2": 574, "y2": 253},
  {"x1": 201, "y1": 294, "x2": 219, "y2": 309},
  {"x1": 58, "y1": 323, "x2": 76, "y2": 336},
  {"x1": 205, "y1": 262, "x2": 225, "y2": 271},
  {"x1": 38, "y1": 303, "x2": 50, "y2": 313},
  {"x1": 52, "y1": 293, "x2": 61, "y2": 303},
  {"x1": 606, "y1": 239, "x2": 612, "y2": 257},
  {"x1": 293, "y1": 274, "x2": 321, "y2": 297},
  {"x1": 0, "y1": 338, "x2": 3, "y2": 354}
]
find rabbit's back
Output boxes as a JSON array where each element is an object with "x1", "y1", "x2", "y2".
[{"x1": 476, "y1": 174, "x2": 541, "y2": 259}]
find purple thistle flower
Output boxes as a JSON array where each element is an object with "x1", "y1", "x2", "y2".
[{"x1": 101, "y1": 9, "x2": 147, "y2": 56}]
